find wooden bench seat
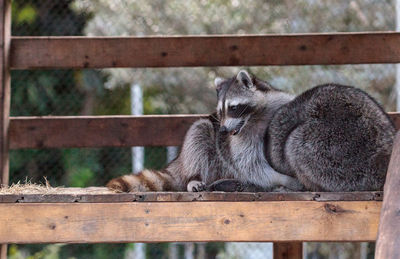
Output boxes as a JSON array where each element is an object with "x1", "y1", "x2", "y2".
[{"x1": 0, "y1": 190, "x2": 383, "y2": 243}]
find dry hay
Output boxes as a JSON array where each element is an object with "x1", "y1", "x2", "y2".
[{"x1": 0, "y1": 178, "x2": 114, "y2": 195}]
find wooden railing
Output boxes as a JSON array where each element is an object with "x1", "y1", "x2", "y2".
[
  {"x1": 11, "y1": 33, "x2": 400, "y2": 69},
  {"x1": 6, "y1": 113, "x2": 400, "y2": 149}
]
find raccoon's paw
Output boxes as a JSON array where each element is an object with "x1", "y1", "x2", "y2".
[
  {"x1": 187, "y1": 180, "x2": 206, "y2": 192},
  {"x1": 207, "y1": 179, "x2": 245, "y2": 192},
  {"x1": 286, "y1": 178, "x2": 305, "y2": 192},
  {"x1": 272, "y1": 186, "x2": 293, "y2": 193}
]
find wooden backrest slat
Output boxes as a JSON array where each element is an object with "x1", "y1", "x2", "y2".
[
  {"x1": 11, "y1": 32, "x2": 400, "y2": 69},
  {"x1": 8, "y1": 113, "x2": 399, "y2": 149}
]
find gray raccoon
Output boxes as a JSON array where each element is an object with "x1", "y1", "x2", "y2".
[
  {"x1": 264, "y1": 82, "x2": 395, "y2": 191},
  {"x1": 107, "y1": 70, "x2": 303, "y2": 192},
  {"x1": 212, "y1": 70, "x2": 303, "y2": 191}
]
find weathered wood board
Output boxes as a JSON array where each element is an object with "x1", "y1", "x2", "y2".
[
  {"x1": 274, "y1": 242, "x2": 303, "y2": 259},
  {"x1": 0, "y1": 0, "x2": 11, "y2": 257},
  {"x1": 0, "y1": 0, "x2": 10, "y2": 186},
  {"x1": 11, "y1": 32, "x2": 400, "y2": 69},
  {"x1": 8, "y1": 113, "x2": 400, "y2": 149},
  {"x1": 0, "y1": 201, "x2": 381, "y2": 243},
  {"x1": 0, "y1": 189, "x2": 383, "y2": 203},
  {"x1": 9, "y1": 115, "x2": 204, "y2": 149},
  {"x1": 375, "y1": 132, "x2": 400, "y2": 259}
]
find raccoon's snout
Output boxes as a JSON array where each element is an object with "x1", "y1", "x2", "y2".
[
  {"x1": 221, "y1": 119, "x2": 245, "y2": 136},
  {"x1": 219, "y1": 126, "x2": 228, "y2": 134}
]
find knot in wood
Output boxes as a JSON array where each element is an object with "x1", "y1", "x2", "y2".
[{"x1": 324, "y1": 203, "x2": 344, "y2": 214}]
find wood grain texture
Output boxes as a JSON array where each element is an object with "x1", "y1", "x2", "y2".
[
  {"x1": 0, "y1": 201, "x2": 381, "y2": 243},
  {"x1": 0, "y1": 1, "x2": 11, "y2": 258},
  {"x1": 274, "y1": 242, "x2": 303, "y2": 259},
  {"x1": 9, "y1": 115, "x2": 204, "y2": 149},
  {"x1": 0, "y1": 246, "x2": 5, "y2": 259},
  {"x1": 388, "y1": 112, "x2": 400, "y2": 130},
  {"x1": 0, "y1": 189, "x2": 383, "y2": 203},
  {"x1": 375, "y1": 132, "x2": 400, "y2": 259},
  {"x1": 0, "y1": 0, "x2": 10, "y2": 186},
  {"x1": 8, "y1": 113, "x2": 400, "y2": 149},
  {"x1": 10, "y1": 32, "x2": 400, "y2": 69}
]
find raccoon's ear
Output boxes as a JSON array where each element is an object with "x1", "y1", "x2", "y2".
[
  {"x1": 237, "y1": 70, "x2": 254, "y2": 89},
  {"x1": 214, "y1": 77, "x2": 224, "y2": 87},
  {"x1": 214, "y1": 77, "x2": 224, "y2": 94}
]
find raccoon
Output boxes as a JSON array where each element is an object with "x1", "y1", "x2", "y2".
[
  {"x1": 107, "y1": 70, "x2": 303, "y2": 192},
  {"x1": 264, "y1": 82, "x2": 395, "y2": 191},
  {"x1": 211, "y1": 70, "x2": 303, "y2": 191}
]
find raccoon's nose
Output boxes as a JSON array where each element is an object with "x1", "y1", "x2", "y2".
[{"x1": 219, "y1": 126, "x2": 228, "y2": 134}]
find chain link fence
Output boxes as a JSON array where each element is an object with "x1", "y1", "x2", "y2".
[{"x1": 9, "y1": 0, "x2": 394, "y2": 258}]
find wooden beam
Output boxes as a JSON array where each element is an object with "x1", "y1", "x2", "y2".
[
  {"x1": 388, "y1": 112, "x2": 400, "y2": 130},
  {"x1": 0, "y1": 0, "x2": 11, "y2": 257},
  {"x1": 0, "y1": 245, "x2": 5, "y2": 259},
  {"x1": 9, "y1": 115, "x2": 204, "y2": 149},
  {"x1": 274, "y1": 242, "x2": 303, "y2": 259},
  {"x1": 10, "y1": 32, "x2": 400, "y2": 69},
  {"x1": 375, "y1": 132, "x2": 400, "y2": 258},
  {"x1": 0, "y1": 189, "x2": 383, "y2": 203},
  {"x1": 0, "y1": 0, "x2": 10, "y2": 186},
  {"x1": 0, "y1": 201, "x2": 381, "y2": 243},
  {"x1": 7, "y1": 113, "x2": 400, "y2": 149}
]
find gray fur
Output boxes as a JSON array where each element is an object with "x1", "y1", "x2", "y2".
[
  {"x1": 162, "y1": 70, "x2": 304, "y2": 192},
  {"x1": 205, "y1": 72, "x2": 395, "y2": 192},
  {"x1": 265, "y1": 83, "x2": 395, "y2": 191},
  {"x1": 213, "y1": 72, "x2": 303, "y2": 191},
  {"x1": 108, "y1": 70, "x2": 303, "y2": 192},
  {"x1": 168, "y1": 71, "x2": 302, "y2": 191},
  {"x1": 109, "y1": 71, "x2": 394, "y2": 193}
]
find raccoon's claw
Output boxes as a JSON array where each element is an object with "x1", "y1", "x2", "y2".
[{"x1": 187, "y1": 180, "x2": 206, "y2": 192}]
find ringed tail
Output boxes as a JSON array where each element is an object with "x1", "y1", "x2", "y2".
[{"x1": 106, "y1": 169, "x2": 175, "y2": 192}]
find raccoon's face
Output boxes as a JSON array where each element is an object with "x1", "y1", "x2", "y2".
[{"x1": 214, "y1": 70, "x2": 273, "y2": 136}]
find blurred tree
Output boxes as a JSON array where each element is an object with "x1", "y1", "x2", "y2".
[{"x1": 10, "y1": 0, "x2": 89, "y2": 185}]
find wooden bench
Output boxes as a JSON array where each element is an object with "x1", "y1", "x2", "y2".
[{"x1": 1, "y1": 0, "x2": 400, "y2": 257}]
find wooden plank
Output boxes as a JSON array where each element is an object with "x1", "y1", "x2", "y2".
[
  {"x1": 10, "y1": 32, "x2": 400, "y2": 69},
  {"x1": 0, "y1": 0, "x2": 11, "y2": 257},
  {"x1": 0, "y1": 189, "x2": 383, "y2": 203},
  {"x1": 0, "y1": 0, "x2": 10, "y2": 186},
  {"x1": 0, "y1": 247, "x2": 5, "y2": 259},
  {"x1": 375, "y1": 131, "x2": 400, "y2": 259},
  {"x1": 388, "y1": 112, "x2": 400, "y2": 130},
  {"x1": 0, "y1": 201, "x2": 381, "y2": 243},
  {"x1": 274, "y1": 242, "x2": 303, "y2": 259},
  {"x1": 7, "y1": 113, "x2": 400, "y2": 149},
  {"x1": 9, "y1": 115, "x2": 204, "y2": 149}
]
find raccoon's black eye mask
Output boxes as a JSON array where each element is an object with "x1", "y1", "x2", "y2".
[{"x1": 228, "y1": 104, "x2": 254, "y2": 118}]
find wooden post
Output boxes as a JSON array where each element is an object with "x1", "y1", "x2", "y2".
[
  {"x1": 0, "y1": 0, "x2": 11, "y2": 258},
  {"x1": 274, "y1": 242, "x2": 303, "y2": 259},
  {"x1": 375, "y1": 132, "x2": 400, "y2": 258}
]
